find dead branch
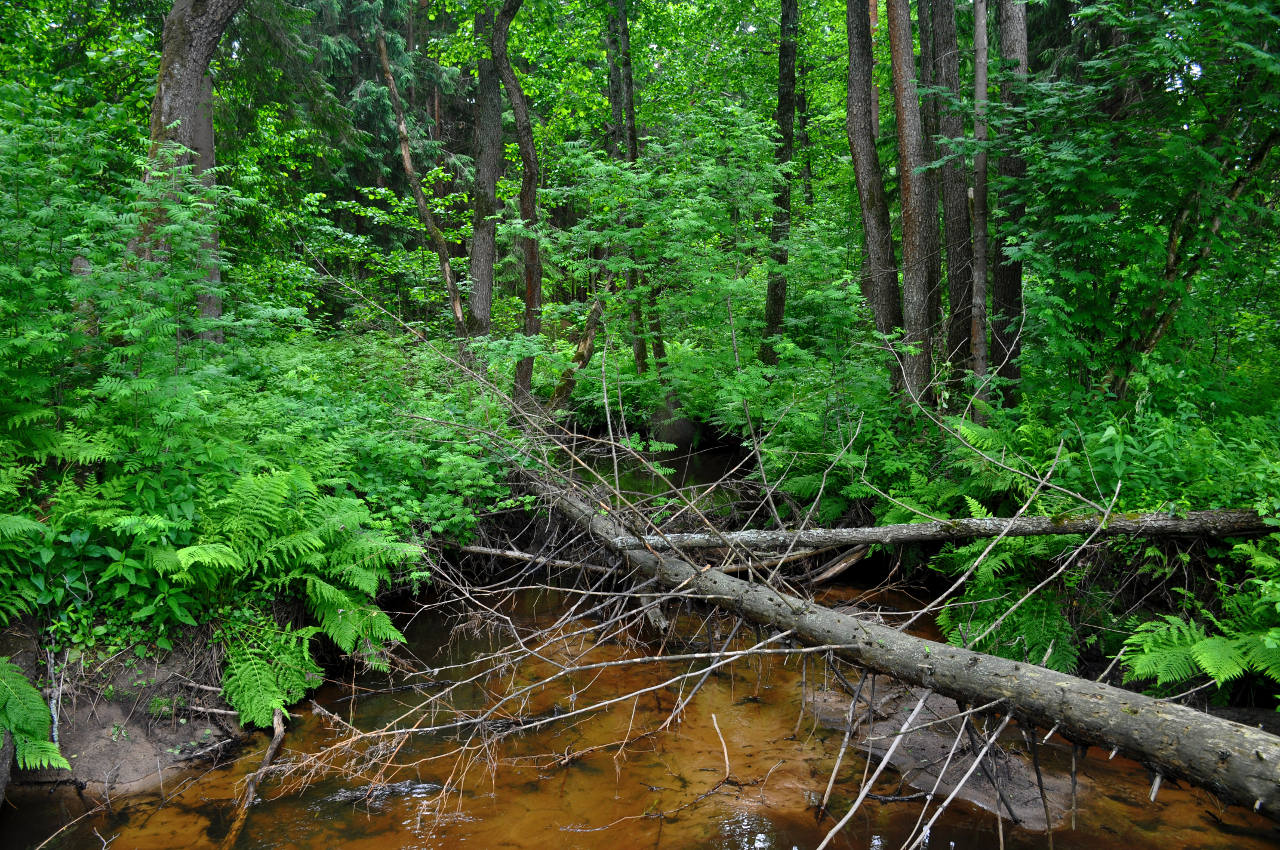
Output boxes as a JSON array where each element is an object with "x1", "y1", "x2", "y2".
[
  {"x1": 616, "y1": 508, "x2": 1271, "y2": 552},
  {"x1": 533, "y1": 476, "x2": 1280, "y2": 820}
]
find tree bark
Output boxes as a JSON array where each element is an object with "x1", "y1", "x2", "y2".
[
  {"x1": 887, "y1": 0, "x2": 934, "y2": 402},
  {"x1": 991, "y1": 0, "x2": 1028, "y2": 392},
  {"x1": 376, "y1": 32, "x2": 468, "y2": 341},
  {"x1": 494, "y1": 0, "x2": 543, "y2": 403},
  {"x1": 614, "y1": 509, "x2": 1273, "y2": 552},
  {"x1": 846, "y1": 0, "x2": 904, "y2": 389},
  {"x1": 605, "y1": 0, "x2": 648, "y2": 378},
  {"x1": 148, "y1": 0, "x2": 246, "y2": 341},
  {"x1": 932, "y1": 0, "x2": 975, "y2": 390},
  {"x1": 468, "y1": 9, "x2": 503, "y2": 337},
  {"x1": 971, "y1": 0, "x2": 991, "y2": 393},
  {"x1": 533, "y1": 477, "x2": 1280, "y2": 819},
  {"x1": 915, "y1": 0, "x2": 944, "y2": 354},
  {"x1": 759, "y1": 0, "x2": 800, "y2": 366}
]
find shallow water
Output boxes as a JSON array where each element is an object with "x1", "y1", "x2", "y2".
[{"x1": 5, "y1": 588, "x2": 1276, "y2": 850}]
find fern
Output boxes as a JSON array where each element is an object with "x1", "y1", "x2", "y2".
[
  {"x1": 222, "y1": 619, "x2": 323, "y2": 727},
  {"x1": 1125, "y1": 534, "x2": 1280, "y2": 694},
  {"x1": 0, "y1": 657, "x2": 69, "y2": 770}
]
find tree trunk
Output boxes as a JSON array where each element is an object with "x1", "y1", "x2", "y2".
[
  {"x1": 971, "y1": 0, "x2": 991, "y2": 393},
  {"x1": 376, "y1": 32, "x2": 468, "y2": 340},
  {"x1": 932, "y1": 0, "x2": 975, "y2": 391},
  {"x1": 494, "y1": 0, "x2": 543, "y2": 403},
  {"x1": 606, "y1": 0, "x2": 648, "y2": 378},
  {"x1": 759, "y1": 0, "x2": 800, "y2": 366},
  {"x1": 148, "y1": 0, "x2": 246, "y2": 341},
  {"x1": 469, "y1": 10, "x2": 503, "y2": 337},
  {"x1": 887, "y1": 0, "x2": 934, "y2": 402},
  {"x1": 846, "y1": 0, "x2": 904, "y2": 389},
  {"x1": 534, "y1": 477, "x2": 1280, "y2": 820},
  {"x1": 991, "y1": 0, "x2": 1028, "y2": 393},
  {"x1": 915, "y1": 0, "x2": 944, "y2": 355},
  {"x1": 612, "y1": 509, "x2": 1274, "y2": 552}
]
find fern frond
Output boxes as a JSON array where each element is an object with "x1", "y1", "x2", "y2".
[
  {"x1": 0, "y1": 657, "x2": 68, "y2": 770},
  {"x1": 0, "y1": 514, "x2": 44, "y2": 541}
]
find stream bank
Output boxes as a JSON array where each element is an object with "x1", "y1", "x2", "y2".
[{"x1": 1, "y1": 622, "x2": 244, "y2": 806}]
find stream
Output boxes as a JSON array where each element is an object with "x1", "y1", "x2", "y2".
[
  {"x1": 5, "y1": 585, "x2": 1276, "y2": 849},
  {"x1": 4, "y1": 447, "x2": 1278, "y2": 849}
]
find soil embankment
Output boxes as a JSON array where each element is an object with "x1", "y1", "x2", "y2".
[{"x1": 1, "y1": 625, "x2": 242, "y2": 805}]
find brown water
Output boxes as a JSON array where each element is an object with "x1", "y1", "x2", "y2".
[{"x1": 5, "y1": 589, "x2": 1278, "y2": 850}]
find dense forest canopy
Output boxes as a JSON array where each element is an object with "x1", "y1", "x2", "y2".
[{"x1": 1, "y1": 0, "x2": 1278, "y2": 783}]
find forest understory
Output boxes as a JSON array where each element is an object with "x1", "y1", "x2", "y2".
[{"x1": 3, "y1": 0, "x2": 1279, "y2": 846}]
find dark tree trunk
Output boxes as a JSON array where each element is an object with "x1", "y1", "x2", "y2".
[
  {"x1": 796, "y1": 59, "x2": 815, "y2": 207},
  {"x1": 148, "y1": 0, "x2": 246, "y2": 341},
  {"x1": 606, "y1": 0, "x2": 648, "y2": 376},
  {"x1": 887, "y1": 0, "x2": 934, "y2": 402},
  {"x1": 759, "y1": 0, "x2": 800, "y2": 366},
  {"x1": 971, "y1": 0, "x2": 991, "y2": 392},
  {"x1": 932, "y1": 0, "x2": 975, "y2": 390},
  {"x1": 991, "y1": 0, "x2": 1028, "y2": 392},
  {"x1": 376, "y1": 33, "x2": 468, "y2": 341},
  {"x1": 469, "y1": 10, "x2": 503, "y2": 337},
  {"x1": 494, "y1": 0, "x2": 543, "y2": 403},
  {"x1": 846, "y1": 0, "x2": 904, "y2": 389},
  {"x1": 613, "y1": 0, "x2": 639, "y2": 163},
  {"x1": 916, "y1": 0, "x2": 944, "y2": 354}
]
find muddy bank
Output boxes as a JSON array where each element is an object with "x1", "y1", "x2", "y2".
[{"x1": 1, "y1": 625, "x2": 243, "y2": 805}]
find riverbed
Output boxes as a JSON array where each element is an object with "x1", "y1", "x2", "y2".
[{"x1": 4, "y1": 584, "x2": 1276, "y2": 850}]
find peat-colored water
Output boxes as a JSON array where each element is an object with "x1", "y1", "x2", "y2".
[{"x1": 4, "y1": 586, "x2": 1276, "y2": 850}]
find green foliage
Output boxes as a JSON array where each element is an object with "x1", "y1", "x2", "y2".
[
  {"x1": 1124, "y1": 534, "x2": 1280, "y2": 700},
  {"x1": 221, "y1": 615, "x2": 324, "y2": 728},
  {"x1": 0, "y1": 658, "x2": 69, "y2": 770},
  {"x1": 934, "y1": 531, "x2": 1083, "y2": 672}
]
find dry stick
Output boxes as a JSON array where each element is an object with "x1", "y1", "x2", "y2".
[
  {"x1": 793, "y1": 655, "x2": 808, "y2": 737},
  {"x1": 712, "y1": 713, "x2": 731, "y2": 779},
  {"x1": 897, "y1": 713, "x2": 975, "y2": 847},
  {"x1": 966, "y1": 481, "x2": 1122, "y2": 654},
  {"x1": 900, "y1": 444, "x2": 1062, "y2": 633},
  {"x1": 819, "y1": 670, "x2": 869, "y2": 813},
  {"x1": 219, "y1": 708, "x2": 286, "y2": 850},
  {"x1": 815, "y1": 693, "x2": 930, "y2": 850},
  {"x1": 958, "y1": 706, "x2": 1021, "y2": 825},
  {"x1": 1021, "y1": 721, "x2": 1054, "y2": 848},
  {"x1": 904, "y1": 714, "x2": 1014, "y2": 850}
]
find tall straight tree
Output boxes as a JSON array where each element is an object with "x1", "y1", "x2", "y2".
[
  {"x1": 930, "y1": 0, "x2": 976, "y2": 388},
  {"x1": 148, "y1": 0, "x2": 246, "y2": 338},
  {"x1": 758, "y1": 0, "x2": 799, "y2": 366},
  {"x1": 606, "y1": 0, "x2": 648, "y2": 376},
  {"x1": 991, "y1": 0, "x2": 1027, "y2": 390},
  {"x1": 886, "y1": 0, "x2": 934, "y2": 400},
  {"x1": 971, "y1": 0, "x2": 991, "y2": 391},
  {"x1": 846, "y1": 0, "x2": 903, "y2": 390},
  {"x1": 494, "y1": 0, "x2": 544, "y2": 402},
  {"x1": 469, "y1": 9, "x2": 503, "y2": 337}
]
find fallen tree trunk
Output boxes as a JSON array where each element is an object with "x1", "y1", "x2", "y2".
[
  {"x1": 530, "y1": 478, "x2": 1280, "y2": 820},
  {"x1": 616, "y1": 509, "x2": 1272, "y2": 552}
]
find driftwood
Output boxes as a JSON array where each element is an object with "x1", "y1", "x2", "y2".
[
  {"x1": 531, "y1": 479, "x2": 1280, "y2": 820},
  {"x1": 616, "y1": 509, "x2": 1272, "y2": 552}
]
